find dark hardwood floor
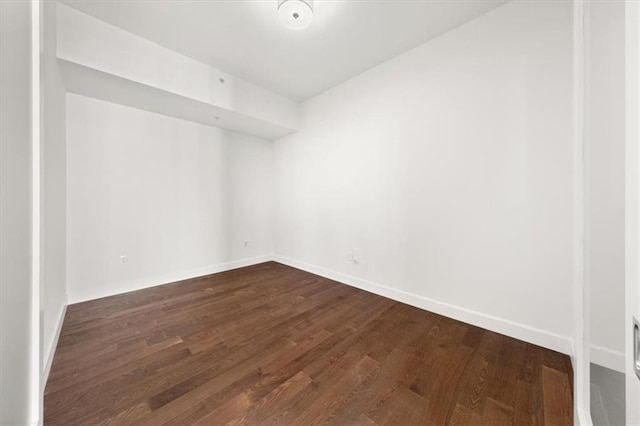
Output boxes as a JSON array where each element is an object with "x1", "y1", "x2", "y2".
[{"x1": 44, "y1": 262, "x2": 573, "y2": 425}]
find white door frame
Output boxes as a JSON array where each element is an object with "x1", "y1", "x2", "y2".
[
  {"x1": 625, "y1": 1, "x2": 640, "y2": 425},
  {"x1": 573, "y1": 0, "x2": 591, "y2": 423},
  {"x1": 29, "y1": 0, "x2": 42, "y2": 424}
]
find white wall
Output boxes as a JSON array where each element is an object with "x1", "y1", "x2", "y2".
[
  {"x1": 626, "y1": 2, "x2": 640, "y2": 424},
  {"x1": 66, "y1": 94, "x2": 274, "y2": 303},
  {"x1": 0, "y1": 0, "x2": 34, "y2": 423},
  {"x1": 42, "y1": 0, "x2": 68, "y2": 380},
  {"x1": 273, "y1": 0, "x2": 575, "y2": 353},
  {"x1": 587, "y1": 0, "x2": 626, "y2": 373}
]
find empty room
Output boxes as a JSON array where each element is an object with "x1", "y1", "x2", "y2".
[{"x1": 2, "y1": 0, "x2": 640, "y2": 424}]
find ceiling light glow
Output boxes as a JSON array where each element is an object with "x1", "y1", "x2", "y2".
[{"x1": 278, "y1": 0, "x2": 313, "y2": 30}]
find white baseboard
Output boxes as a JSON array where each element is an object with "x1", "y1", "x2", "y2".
[
  {"x1": 590, "y1": 344, "x2": 625, "y2": 373},
  {"x1": 273, "y1": 255, "x2": 574, "y2": 356},
  {"x1": 67, "y1": 253, "x2": 576, "y2": 357},
  {"x1": 569, "y1": 349, "x2": 594, "y2": 426},
  {"x1": 44, "y1": 255, "x2": 273, "y2": 389},
  {"x1": 68, "y1": 255, "x2": 274, "y2": 304},
  {"x1": 42, "y1": 298, "x2": 68, "y2": 389}
]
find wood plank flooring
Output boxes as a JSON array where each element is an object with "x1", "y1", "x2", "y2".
[{"x1": 44, "y1": 262, "x2": 573, "y2": 425}]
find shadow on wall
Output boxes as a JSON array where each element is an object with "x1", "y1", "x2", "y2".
[{"x1": 590, "y1": 363, "x2": 625, "y2": 426}]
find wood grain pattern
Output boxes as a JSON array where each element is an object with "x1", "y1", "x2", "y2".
[
  {"x1": 542, "y1": 366, "x2": 573, "y2": 426},
  {"x1": 44, "y1": 261, "x2": 573, "y2": 425}
]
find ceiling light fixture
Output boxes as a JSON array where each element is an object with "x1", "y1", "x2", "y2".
[{"x1": 278, "y1": 0, "x2": 313, "y2": 31}]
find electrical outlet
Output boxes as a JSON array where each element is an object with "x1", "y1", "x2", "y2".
[
  {"x1": 348, "y1": 248, "x2": 361, "y2": 264},
  {"x1": 120, "y1": 255, "x2": 128, "y2": 264},
  {"x1": 243, "y1": 241, "x2": 252, "y2": 248}
]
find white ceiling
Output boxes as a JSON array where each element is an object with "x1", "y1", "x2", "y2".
[{"x1": 59, "y1": 0, "x2": 509, "y2": 102}]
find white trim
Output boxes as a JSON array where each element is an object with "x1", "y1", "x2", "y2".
[
  {"x1": 273, "y1": 255, "x2": 574, "y2": 356},
  {"x1": 68, "y1": 253, "x2": 576, "y2": 358},
  {"x1": 29, "y1": 0, "x2": 41, "y2": 424},
  {"x1": 42, "y1": 300, "x2": 67, "y2": 388},
  {"x1": 590, "y1": 344, "x2": 625, "y2": 373},
  {"x1": 573, "y1": 0, "x2": 591, "y2": 422},
  {"x1": 67, "y1": 255, "x2": 273, "y2": 304}
]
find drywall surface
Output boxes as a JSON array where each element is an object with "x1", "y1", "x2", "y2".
[
  {"x1": 66, "y1": 94, "x2": 274, "y2": 303},
  {"x1": 42, "y1": 0, "x2": 68, "y2": 379},
  {"x1": 273, "y1": 0, "x2": 574, "y2": 351},
  {"x1": 56, "y1": 3, "x2": 299, "y2": 136},
  {"x1": 588, "y1": 0, "x2": 626, "y2": 372},
  {"x1": 0, "y1": 0, "x2": 33, "y2": 423}
]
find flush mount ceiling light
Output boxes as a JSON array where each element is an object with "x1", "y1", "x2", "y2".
[{"x1": 278, "y1": 0, "x2": 313, "y2": 30}]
